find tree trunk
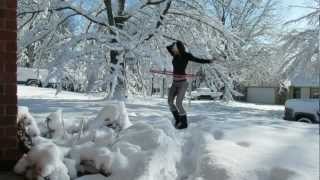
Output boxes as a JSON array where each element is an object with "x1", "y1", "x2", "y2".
[{"x1": 104, "y1": 0, "x2": 126, "y2": 99}]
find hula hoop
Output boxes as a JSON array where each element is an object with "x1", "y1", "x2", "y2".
[{"x1": 150, "y1": 69, "x2": 199, "y2": 78}]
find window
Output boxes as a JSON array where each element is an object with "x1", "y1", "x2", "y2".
[
  {"x1": 293, "y1": 87, "x2": 301, "y2": 98},
  {"x1": 310, "y1": 88, "x2": 320, "y2": 98}
]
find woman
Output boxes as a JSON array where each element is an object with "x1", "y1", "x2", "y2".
[{"x1": 166, "y1": 41, "x2": 214, "y2": 129}]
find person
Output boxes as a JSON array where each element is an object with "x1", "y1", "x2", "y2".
[{"x1": 166, "y1": 41, "x2": 215, "y2": 129}]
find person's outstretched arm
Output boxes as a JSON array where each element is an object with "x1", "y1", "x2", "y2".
[
  {"x1": 166, "y1": 43, "x2": 175, "y2": 56},
  {"x1": 186, "y1": 52, "x2": 213, "y2": 64}
]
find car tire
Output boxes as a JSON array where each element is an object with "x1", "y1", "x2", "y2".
[{"x1": 297, "y1": 117, "x2": 313, "y2": 124}]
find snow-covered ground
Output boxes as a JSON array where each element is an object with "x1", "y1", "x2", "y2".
[{"x1": 18, "y1": 85, "x2": 319, "y2": 180}]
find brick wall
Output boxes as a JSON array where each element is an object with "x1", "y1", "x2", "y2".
[{"x1": 0, "y1": 0, "x2": 18, "y2": 171}]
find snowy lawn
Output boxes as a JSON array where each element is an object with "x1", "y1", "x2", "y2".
[{"x1": 18, "y1": 85, "x2": 319, "y2": 180}]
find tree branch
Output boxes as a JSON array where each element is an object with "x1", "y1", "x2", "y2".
[
  {"x1": 140, "y1": 0, "x2": 167, "y2": 9},
  {"x1": 18, "y1": 6, "x2": 108, "y2": 27}
]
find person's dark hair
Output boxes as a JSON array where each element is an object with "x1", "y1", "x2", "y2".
[{"x1": 176, "y1": 41, "x2": 186, "y2": 54}]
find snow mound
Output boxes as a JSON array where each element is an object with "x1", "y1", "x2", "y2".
[
  {"x1": 14, "y1": 141, "x2": 69, "y2": 180},
  {"x1": 182, "y1": 129, "x2": 304, "y2": 180},
  {"x1": 108, "y1": 122, "x2": 180, "y2": 180},
  {"x1": 17, "y1": 106, "x2": 41, "y2": 138},
  {"x1": 70, "y1": 142, "x2": 113, "y2": 175},
  {"x1": 45, "y1": 109, "x2": 66, "y2": 139},
  {"x1": 89, "y1": 101, "x2": 132, "y2": 131}
]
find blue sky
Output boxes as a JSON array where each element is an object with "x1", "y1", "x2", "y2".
[{"x1": 278, "y1": 0, "x2": 317, "y2": 27}]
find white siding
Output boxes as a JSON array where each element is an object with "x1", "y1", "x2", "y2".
[
  {"x1": 301, "y1": 88, "x2": 310, "y2": 99},
  {"x1": 247, "y1": 87, "x2": 276, "y2": 104}
]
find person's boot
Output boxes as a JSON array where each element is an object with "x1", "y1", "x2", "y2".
[
  {"x1": 177, "y1": 115, "x2": 188, "y2": 129},
  {"x1": 171, "y1": 111, "x2": 181, "y2": 128}
]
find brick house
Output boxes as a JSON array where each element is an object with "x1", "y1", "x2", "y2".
[{"x1": 0, "y1": 0, "x2": 19, "y2": 171}]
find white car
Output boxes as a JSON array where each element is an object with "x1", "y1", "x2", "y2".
[
  {"x1": 284, "y1": 99, "x2": 320, "y2": 123},
  {"x1": 190, "y1": 87, "x2": 223, "y2": 100}
]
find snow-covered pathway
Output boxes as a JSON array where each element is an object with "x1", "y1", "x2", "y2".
[{"x1": 18, "y1": 86, "x2": 319, "y2": 180}]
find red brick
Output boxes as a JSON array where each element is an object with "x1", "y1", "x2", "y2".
[
  {"x1": 0, "y1": 9, "x2": 9, "y2": 18},
  {"x1": 0, "y1": 1, "x2": 7, "y2": 9},
  {"x1": 0, "y1": 9, "x2": 16, "y2": 18},
  {"x1": 0, "y1": 30, "x2": 16, "y2": 40},
  {"x1": 0, "y1": 41, "x2": 6, "y2": 52},
  {"x1": 0, "y1": 127, "x2": 5, "y2": 136},
  {"x1": 0, "y1": 115, "x2": 17, "y2": 125},
  {"x1": 0, "y1": 85, "x2": 3, "y2": 94},
  {"x1": 0, "y1": 149, "x2": 3, "y2": 159},
  {"x1": 0, "y1": 18, "x2": 5, "y2": 30},
  {"x1": 5, "y1": 125, "x2": 17, "y2": 136},
  {"x1": 0, "y1": 63, "x2": 3, "y2": 72},
  {"x1": 5, "y1": 105, "x2": 16, "y2": 114},
  {"x1": 6, "y1": 0, "x2": 17, "y2": 9},
  {"x1": 0, "y1": 52, "x2": 17, "y2": 62},
  {"x1": 4, "y1": 62, "x2": 16, "y2": 72},
  {"x1": 5, "y1": 84, "x2": 17, "y2": 94},
  {"x1": 0, "y1": 137, "x2": 17, "y2": 148},
  {"x1": 5, "y1": 41, "x2": 16, "y2": 52},
  {"x1": 0, "y1": 105, "x2": 4, "y2": 115},
  {"x1": 0, "y1": 72, "x2": 16, "y2": 82},
  {"x1": 6, "y1": 105, "x2": 16, "y2": 115},
  {"x1": 3, "y1": 148, "x2": 20, "y2": 160},
  {"x1": 0, "y1": 95, "x2": 17, "y2": 104},
  {"x1": 6, "y1": 20, "x2": 16, "y2": 31}
]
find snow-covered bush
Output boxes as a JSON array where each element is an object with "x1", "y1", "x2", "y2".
[
  {"x1": 14, "y1": 103, "x2": 179, "y2": 180},
  {"x1": 63, "y1": 158, "x2": 78, "y2": 179},
  {"x1": 89, "y1": 101, "x2": 132, "y2": 131},
  {"x1": 91, "y1": 127, "x2": 115, "y2": 146},
  {"x1": 45, "y1": 109, "x2": 64, "y2": 138},
  {"x1": 17, "y1": 106, "x2": 41, "y2": 152},
  {"x1": 70, "y1": 142, "x2": 113, "y2": 176},
  {"x1": 14, "y1": 141, "x2": 69, "y2": 180}
]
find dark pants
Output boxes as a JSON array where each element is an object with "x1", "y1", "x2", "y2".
[{"x1": 168, "y1": 80, "x2": 188, "y2": 115}]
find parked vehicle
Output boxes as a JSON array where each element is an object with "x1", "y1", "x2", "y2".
[
  {"x1": 17, "y1": 67, "x2": 77, "y2": 91},
  {"x1": 284, "y1": 99, "x2": 320, "y2": 123},
  {"x1": 190, "y1": 87, "x2": 223, "y2": 100},
  {"x1": 17, "y1": 67, "x2": 49, "y2": 87}
]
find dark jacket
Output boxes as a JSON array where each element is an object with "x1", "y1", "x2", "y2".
[{"x1": 166, "y1": 41, "x2": 211, "y2": 75}]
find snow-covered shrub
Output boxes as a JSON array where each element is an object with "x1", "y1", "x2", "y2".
[
  {"x1": 17, "y1": 106, "x2": 41, "y2": 152},
  {"x1": 108, "y1": 122, "x2": 180, "y2": 180},
  {"x1": 110, "y1": 148, "x2": 129, "y2": 175},
  {"x1": 70, "y1": 142, "x2": 113, "y2": 176},
  {"x1": 45, "y1": 109, "x2": 66, "y2": 139},
  {"x1": 14, "y1": 154, "x2": 29, "y2": 175},
  {"x1": 90, "y1": 103, "x2": 119, "y2": 128},
  {"x1": 14, "y1": 141, "x2": 69, "y2": 180},
  {"x1": 63, "y1": 158, "x2": 78, "y2": 179},
  {"x1": 89, "y1": 101, "x2": 132, "y2": 131},
  {"x1": 92, "y1": 127, "x2": 115, "y2": 146},
  {"x1": 118, "y1": 101, "x2": 132, "y2": 130}
]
